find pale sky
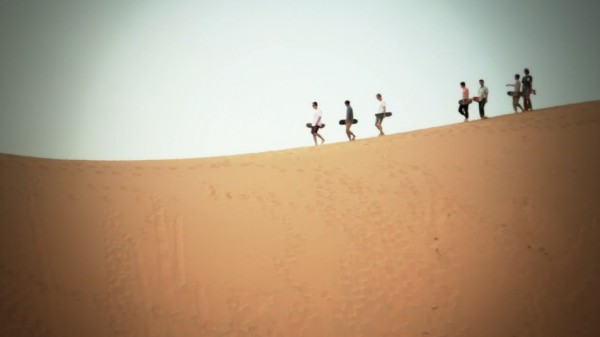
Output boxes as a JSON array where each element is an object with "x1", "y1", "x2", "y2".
[{"x1": 1, "y1": 0, "x2": 599, "y2": 160}]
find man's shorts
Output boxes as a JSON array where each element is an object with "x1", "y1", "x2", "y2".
[
  {"x1": 375, "y1": 115, "x2": 384, "y2": 124},
  {"x1": 311, "y1": 125, "x2": 320, "y2": 134}
]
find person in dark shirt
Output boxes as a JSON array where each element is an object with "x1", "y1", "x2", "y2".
[
  {"x1": 522, "y1": 68, "x2": 533, "y2": 111},
  {"x1": 344, "y1": 100, "x2": 356, "y2": 141}
]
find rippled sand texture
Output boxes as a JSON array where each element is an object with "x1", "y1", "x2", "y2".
[{"x1": 1, "y1": 101, "x2": 599, "y2": 337}]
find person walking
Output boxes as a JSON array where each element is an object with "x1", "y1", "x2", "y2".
[
  {"x1": 507, "y1": 74, "x2": 524, "y2": 113},
  {"x1": 375, "y1": 93, "x2": 386, "y2": 136},
  {"x1": 458, "y1": 82, "x2": 470, "y2": 122},
  {"x1": 522, "y1": 68, "x2": 533, "y2": 111},
  {"x1": 344, "y1": 100, "x2": 356, "y2": 141},
  {"x1": 478, "y1": 79, "x2": 489, "y2": 119},
  {"x1": 310, "y1": 101, "x2": 325, "y2": 146}
]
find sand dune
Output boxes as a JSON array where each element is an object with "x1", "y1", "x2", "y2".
[{"x1": 1, "y1": 101, "x2": 599, "y2": 337}]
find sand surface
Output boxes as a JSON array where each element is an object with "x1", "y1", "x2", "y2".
[{"x1": 1, "y1": 102, "x2": 600, "y2": 337}]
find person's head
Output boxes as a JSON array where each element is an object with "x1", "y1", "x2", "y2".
[
  {"x1": 515, "y1": 74, "x2": 520, "y2": 80},
  {"x1": 479, "y1": 79, "x2": 485, "y2": 86},
  {"x1": 460, "y1": 82, "x2": 465, "y2": 88},
  {"x1": 376, "y1": 93, "x2": 382, "y2": 101},
  {"x1": 312, "y1": 101, "x2": 318, "y2": 109},
  {"x1": 524, "y1": 68, "x2": 530, "y2": 75},
  {"x1": 344, "y1": 100, "x2": 350, "y2": 106}
]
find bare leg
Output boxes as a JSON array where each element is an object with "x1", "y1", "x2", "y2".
[
  {"x1": 345, "y1": 123, "x2": 351, "y2": 140},
  {"x1": 375, "y1": 122, "x2": 384, "y2": 136},
  {"x1": 513, "y1": 96, "x2": 524, "y2": 112},
  {"x1": 312, "y1": 134, "x2": 324, "y2": 145},
  {"x1": 345, "y1": 122, "x2": 356, "y2": 141}
]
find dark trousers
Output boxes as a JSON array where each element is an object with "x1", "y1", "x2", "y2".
[
  {"x1": 478, "y1": 98, "x2": 487, "y2": 117},
  {"x1": 523, "y1": 89, "x2": 532, "y2": 111},
  {"x1": 458, "y1": 104, "x2": 469, "y2": 119}
]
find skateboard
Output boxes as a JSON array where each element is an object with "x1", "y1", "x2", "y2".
[
  {"x1": 306, "y1": 123, "x2": 325, "y2": 128},
  {"x1": 339, "y1": 119, "x2": 358, "y2": 125},
  {"x1": 507, "y1": 91, "x2": 520, "y2": 97},
  {"x1": 458, "y1": 99, "x2": 473, "y2": 105},
  {"x1": 509, "y1": 89, "x2": 536, "y2": 96},
  {"x1": 375, "y1": 112, "x2": 392, "y2": 118}
]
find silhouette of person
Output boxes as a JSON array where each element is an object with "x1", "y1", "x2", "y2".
[
  {"x1": 522, "y1": 68, "x2": 533, "y2": 111},
  {"x1": 458, "y1": 82, "x2": 470, "y2": 122},
  {"x1": 344, "y1": 100, "x2": 356, "y2": 141},
  {"x1": 375, "y1": 93, "x2": 387, "y2": 136},
  {"x1": 310, "y1": 101, "x2": 325, "y2": 146},
  {"x1": 478, "y1": 79, "x2": 489, "y2": 119},
  {"x1": 507, "y1": 74, "x2": 524, "y2": 113}
]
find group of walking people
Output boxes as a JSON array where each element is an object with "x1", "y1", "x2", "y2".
[
  {"x1": 309, "y1": 68, "x2": 536, "y2": 145},
  {"x1": 309, "y1": 93, "x2": 388, "y2": 146},
  {"x1": 507, "y1": 67, "x2": 535, "y2": 113},
  {"x1": 458, "y1": 79, "x2": 490, "y2": 122},
  {"x1": 458, "y1": 67, "x2": 535, "y2": 122}
]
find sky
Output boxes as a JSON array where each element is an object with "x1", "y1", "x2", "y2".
[{"x1": 1, "y1": 0, "x2": 599, "y2": 160}]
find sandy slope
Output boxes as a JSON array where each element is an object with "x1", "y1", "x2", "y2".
[{"x1": 1, "y1": 101, "x2": 599, "y2": 337}]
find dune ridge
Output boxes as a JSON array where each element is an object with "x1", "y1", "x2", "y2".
[{"x1": 1, "y1": 101, "x2": 599, "y2": 337}]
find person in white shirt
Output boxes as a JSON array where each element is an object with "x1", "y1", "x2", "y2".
[
  {"x1": 375, "y1": 93, "x2": 386, "y2": 136},
  {"x1": 458, "y1": 82, "x2": 469, "y2": 122},
  {"x1": 478, "y1": 79, "x2": 489, "y2": 119},
  {"x1": 311, "y1": 101, "x2": 325, "y2": 146},
  {"x1": 507, "y1": 74, "x2": 524, "y2": 113}
]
